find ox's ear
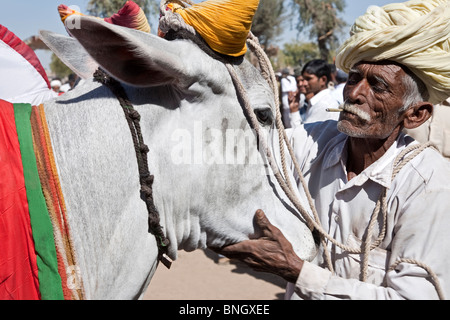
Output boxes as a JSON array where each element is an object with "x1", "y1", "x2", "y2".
[
  {"x1": 65, "y1": 15, "x2": 188, "y2": 87},
  {"x1": 39, "y1": 30, "x2": 99, "y2": 79}
]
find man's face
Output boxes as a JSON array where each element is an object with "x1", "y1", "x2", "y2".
[
  {"x1": 296, "y1": 75, "x2": 307, "y2": 95},
  {"x1": 338, "y1": 62, "x2": 408, "y2": 139},
  {"x1": 302, "y1": 72, "x2": 326, "y2": 96}
]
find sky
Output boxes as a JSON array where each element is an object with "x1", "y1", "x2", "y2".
[{"x1": 0, "y1": 0, "x2": 394, "y2": 70}]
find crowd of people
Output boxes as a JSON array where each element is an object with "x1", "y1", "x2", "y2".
[
  {"x1": 277, "y1": 59, "x2": 346, "y2": 129},
  {"x1": 50, "y1": 73, "x2": 82, "y2": 95},
  {"x1": 277, "y1": 59, "x2": 450, "y2": 160}
]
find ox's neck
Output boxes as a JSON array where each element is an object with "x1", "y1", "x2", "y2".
[
  {"x1": 44, "y1": 79, "x2": 184, "y2": 298},
  {"x1": 43, "y1": 64, "x2": 316, "y2": 299}
]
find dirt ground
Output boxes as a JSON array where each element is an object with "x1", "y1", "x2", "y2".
[{"x1": 144, "y1": 248, "x2": 287, "y2": 300}]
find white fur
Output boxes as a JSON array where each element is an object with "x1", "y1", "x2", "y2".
[
  {"x1": 39, "y1": 30, "x2": 99, "y2": 80},
  {"x1": 41, "y1": 16, "x2": 316, "y2": 299}
]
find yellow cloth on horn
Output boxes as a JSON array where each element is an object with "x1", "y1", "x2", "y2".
[
  {"x1": 168, "y1": 0, "x2": 260, "y2": 57},
  {"x1": 335, "y1": 0, "x2": 450, "y2": 105}
]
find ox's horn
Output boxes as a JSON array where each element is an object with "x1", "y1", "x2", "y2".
[{"x1": 58, "y1": 1, "x2": 151, "y2": 34}]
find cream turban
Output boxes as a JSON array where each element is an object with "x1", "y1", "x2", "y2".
[{"x1": 335, "y1": 0, "x2": 450, "y2": 105}]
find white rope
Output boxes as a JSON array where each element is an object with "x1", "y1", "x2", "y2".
[{"x1": 246, "y1": 34, "x2": 444, "y2": 298}]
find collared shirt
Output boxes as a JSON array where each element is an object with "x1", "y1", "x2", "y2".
[
  {"x1": 285, "y1": 120, "x2": 450, "y2": 300},
  {"x1": 405, "y1": 98, "x2": 450, "y2": 158},
  {"x1": 303, "y1": 88, "x2": 340, "y2": 124}
]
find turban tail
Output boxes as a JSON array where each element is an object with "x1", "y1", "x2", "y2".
[
  {"x1": 166, "y1": 0, "x2": 260, "y2": 57},
  {"x1": 58, "y1": 1, "x2": 151, "y2": 33},
  {"x1": 335, "y1": 0, "x2": 450, "y2": 105}
]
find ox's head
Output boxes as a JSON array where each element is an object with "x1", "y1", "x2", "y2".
[{"x1": 41, "y1": 15, "x2": 316, "y2": 262}]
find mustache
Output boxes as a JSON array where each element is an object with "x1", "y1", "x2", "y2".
[{"x1": 340, "y1": 102, "x2": 371, "y2": 122}]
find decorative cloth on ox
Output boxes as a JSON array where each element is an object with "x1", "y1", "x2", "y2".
[
  {"x1": 0, "y1": 100, "x2": 84, "y2": 300},
  {"x1": 58, "y1": 1, "x2": 151, "y2": 33},
  {"x1": 0, "y1": 25, "x2": 57, "y2": 105},
  {"x1": 0, "y1": 100, "x2": 40, "y2": 299},
  {"x1": 162, "y1": 0, "x2": 260, "y2": 57},
  {"x1": 335, "y1": 0, "x2": 450, "y2": 105}
]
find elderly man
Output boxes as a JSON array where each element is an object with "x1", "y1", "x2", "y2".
[{"x1": 215, "y1": 0, "x2": 450, "y2": 300}]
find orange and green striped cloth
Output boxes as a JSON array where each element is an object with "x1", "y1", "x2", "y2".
[{"x1": 0, "y1": 100, "x2": 83, "y2": 300}]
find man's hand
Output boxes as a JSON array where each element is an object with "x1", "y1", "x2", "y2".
[
  {"x1": 212, "y1": 210, "x2": 304, "y2": 283},
  {"x1": 289, "y1": 90, "x2": 300, "y2": 113}
]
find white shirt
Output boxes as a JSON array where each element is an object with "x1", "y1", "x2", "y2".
[
  {"x1": 404, "y1": 98, "x2": 450, "y2": 158},
  {"x1": 281, "y1": 75, "x2": 297, "y2": 94},
  {"x1": 285, "y1": 121, "x2": 450, "y2": 300},
  {"x1": 331, "y1": 83, "x2": 345, "y2": 105},
  {"x1": 281, "y1": 76, "x2": 298, "y2": 128},
  {"x1": 303, "y1": 88, "x2": 340, "y2": 124}
]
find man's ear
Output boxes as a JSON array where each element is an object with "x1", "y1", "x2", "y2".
[
  {"x1": 319, "y1": 75, "x2": 328, "y2": 88},
  {"x1": 403, "y1": 102, "x2": 433, "y2": 129}
]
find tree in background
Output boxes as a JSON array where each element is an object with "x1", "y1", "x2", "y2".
[
  {"x1": 81, "y1": 0, "x2": 346, "y2": 69},
  {"x1": 291, "y1": 0, "x2": 346, "y2": 61},
  {"x1": 87, "y1": 0, "x2": 151, "y2": 16},
  {"x1": 49, "y1": 53, "x2": 73, "y2": 79},
  {"x1": 251, "y1": 0, "x2": 346, "y2": 70},
  {"x1": 282, "y1": 41, "x2": 320, "y2": 67},
  {"x1": 87, "y1": 0, "x2": 159, "y2": 18},
  {"x1": 251, "y1": 0, "x2": 286, "y2": 50}
]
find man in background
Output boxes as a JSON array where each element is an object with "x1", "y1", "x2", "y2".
[
  {"x1": 280, "y1": 68, "x2": 298, "y2": 128},
  {"x1": 300, "y1": 59, "x2": 341, "y2": 124}
]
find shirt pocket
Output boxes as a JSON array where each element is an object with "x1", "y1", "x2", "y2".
[{"x1": 343, "y1": 234, "x2": 390, "y2": 285}]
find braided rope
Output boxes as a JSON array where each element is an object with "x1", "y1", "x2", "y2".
[
  {"x1": 158, "y1": 1, "x2": 444, "y2": 298},
  {"x1": 93, "y1": 69, "x2": 172, "y2": 269}
]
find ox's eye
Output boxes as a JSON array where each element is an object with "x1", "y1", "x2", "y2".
[{"x1": 254, "y1": 108, "x2": 274, "y2": 126}]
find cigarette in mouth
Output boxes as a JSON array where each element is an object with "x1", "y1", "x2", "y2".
[{"x1": 326, "y1": 108, "x2": 344, "y2": 112}]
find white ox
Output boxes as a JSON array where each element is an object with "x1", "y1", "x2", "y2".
[{"x1": 39, "y1": 16, "x2": 316, "y2": 299}]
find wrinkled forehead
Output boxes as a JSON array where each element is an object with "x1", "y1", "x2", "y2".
[
  {"x1": 351, "y1": 61, "x2": 406, "y2": 80},
  {"x1": 349, "y1": 61, "x2": 412, "y2": 94}
]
